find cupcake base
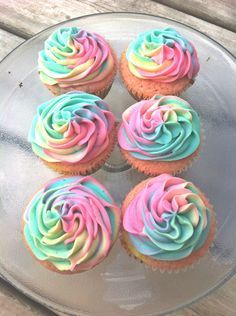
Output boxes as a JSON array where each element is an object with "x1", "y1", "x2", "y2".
[
  {"x1": 120, "y1": 51, "x2": 194, "y2": 100},
  {"x1": 41, "y1": 126, "x2": 117, "y2": 175},
  {"x1": 44, "y1": 49, "x2": 117, "y2": 99},
  {"x1": 121, "y1": 178, "x2": 216, "y2": 271},
  {"x1": 120, "y1": 146, "x2": 200, "y2": 176}
]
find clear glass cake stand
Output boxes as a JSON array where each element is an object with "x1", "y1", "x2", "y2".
[{"x1": 0, "y1": 12, "x2": 235, "y2": 316}]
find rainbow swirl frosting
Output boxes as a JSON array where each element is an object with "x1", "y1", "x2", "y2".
[
  {"x1": 123, "y1": 174, "x2": 212, "y2": 261},
  {"x1": 118, "y1": 95, "x2": 200, "y2": 161},
  {"x1": 38, "y1": 27, "x2": 115, "y2": 87},
  {"x1": 23, "y1": 176, "x2": 120, "y2": 272},
  {"x1": 28, "y1": 92, "x2": 115, "y2": 163},
  {"x1": 126, "y1": 27, "x2": 199, "y2": 82}
]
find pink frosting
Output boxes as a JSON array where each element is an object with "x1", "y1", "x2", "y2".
[{"x1": 123, "y1": 174, "x2": 207, "y2": 234}]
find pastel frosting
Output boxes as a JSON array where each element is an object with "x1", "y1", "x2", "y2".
[
  {"x1": 126, "y1": 27, "x2": 199, "y2": 82},
  {"x1": 118, "y1": 95, "x2": 200, "y2": 161},
  {"x1": 123, "y1": 174, "x2": 212, "y2": 261},
  {"x1": 38, "y1": 27, "x2": 115, "y2": 87},
  {"x1": 23, "y1": 176, "x2": 120, "y2": 272},
  {"x1": 28, "y1": 91, "x2": 115, "y2": 163}
]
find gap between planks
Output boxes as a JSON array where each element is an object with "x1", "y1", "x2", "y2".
[{"x1": 154, "y1": 0, "x2": 236, "y2": 33}]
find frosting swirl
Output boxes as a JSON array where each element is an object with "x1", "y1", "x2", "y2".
[
  {"x1": 28, "y1": 91, "x2": 115, "y2": 163},
  {"x1": 123, "y1": 174, "x2": 212, "y2": 261},
  {"x1": 23, "y1": 176, "x2": 120, "y2": 272},
  {"x1": 39, "y1": 27, "x2": 115, "y2": 87},
  {"x1": 126, "y1": 27, "x2": 199, "y2": 82},
  {"x1": 118, "y1": 95, "x2": 200, "y2": 161}
]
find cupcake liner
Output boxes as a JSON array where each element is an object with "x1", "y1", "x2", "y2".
[
  {"x1": 42, "y1": 155, "x2": 112, "y2": 176},
  {"x1": 120, "y1": 229, "x2": 215, "y2": 274},
  {"x1": 45, "y1": 78, "x2": 114, "y2": 99},
  {"x1": 120, "y1": 145, "x2": 201, "y2": 177},
  {"x1": 120, "y1": 179, "x2": 217, "y2": 273},
  {"x1": 121, "y1": 223, "x2": 216, "y2": 274}
]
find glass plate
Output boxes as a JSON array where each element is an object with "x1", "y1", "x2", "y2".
[{"x1": 0, "y1": 12, "x2": 236, "y2": 316}]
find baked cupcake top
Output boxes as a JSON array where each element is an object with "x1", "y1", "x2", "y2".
[
  {"x1": 123, "y1": 174, "x2": 212, "y2": 261},
  {"x1": 23, "y1": 176, "x2": 120, "y2": 272},
  {"x1": 118, "y1": 95, "x2": 200, "y2": 161},
  {"x1": 38, "y1": 27, "x2": 115, "y2": 88},
  {"x1": 28, "y1": 91, "x2": 115, "y2": 163},
  {"x1": 126, "y1": 27, "x2": 199, "y2": 82}
]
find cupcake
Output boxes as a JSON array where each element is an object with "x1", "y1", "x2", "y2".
[
  {"x1": 121, "y1": 174, "x2": 216, "y2": 271},
  {"x1": 120, "y1": 27, "x2": 199, "y2": 100},
  {"x1": 118, "y1": 95, "x2": 201, "y2": 176},
  {"x1": 22, "y1": 176, "x2": 121, "y2": 274},
  {"x1": 38, "y1": 27, "x2": 116, "y2": 98},
  {"x1": 28, "y1": 91, "x2": 116, "y2": 175}
]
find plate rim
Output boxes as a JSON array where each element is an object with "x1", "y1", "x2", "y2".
[
  {"x1": 0, "y1": 266, "x2": 235, "y2": 316},
  {"x1": 0, "y1": 11, "x2": 235, "y2": 316}
]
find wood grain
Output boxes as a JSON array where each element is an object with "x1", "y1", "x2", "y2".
[
  {"x1": 0, "y1": 0, "x2": 235, "y2": 55},
  {"x1": 189, "y1": 276, "x2": 236, "y2": 316},
  {"x1": 0, "y1": 278, "x2": 56, "y2": 315},
  {"x1": 155, "y1": 0, "x2": 236, "y2": 32},
  {"x1": 0, "y1": 29, "x2": 24, "y2": 61}
]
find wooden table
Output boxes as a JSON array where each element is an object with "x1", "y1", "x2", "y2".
[{"x1": 0, "y1": 1, "x2": 235, "y2": 315}]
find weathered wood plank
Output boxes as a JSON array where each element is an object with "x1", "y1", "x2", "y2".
[
  {"x1": 189, "y1": 276, "x2": 236, "y2": 316},
  {"x1": 155, "y1": 0, "x2": 236, "y2": 33},
  {"x1": 0, "y1": 278, "x2": 55, "y2": 315},
  {"x1": 0, "y1": 29, "x2": 24, "y2": 61},
  {"x1": 0, "y1": 0, "x2": 235, "y2": 55}
]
